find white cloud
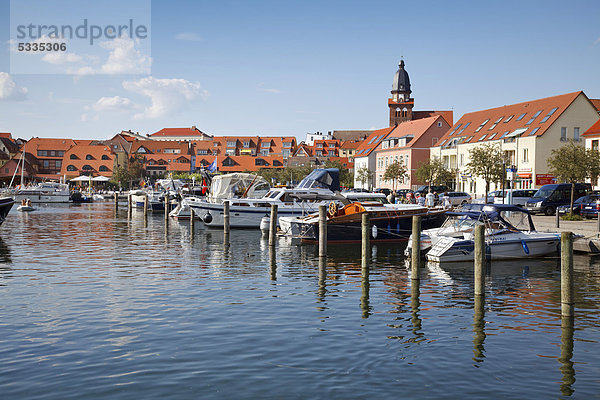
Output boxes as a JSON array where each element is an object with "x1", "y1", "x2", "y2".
[
  {"x1": 122, "y1": 76, "x2": 208, "y2": 119},
  {"x1": 258, "y1": 83, "x2": 282, "y2": 94},
  {"x1": 175, "y1": 32, "x2": 202, "y2": 42},
  {"x1": 81, "y1": 95, "x2": 137, "y2": 121},
  {"x1": 100, "y1": 37, "x2": 151, "y2": 75},
  {"x1": 0, "y1": 72, "x2": 28, "y2": 101},
  {"x1": 42, "y1": 52, "x2": 83, "y2": 64}
]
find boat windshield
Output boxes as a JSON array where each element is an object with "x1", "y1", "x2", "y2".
[
  {"x1": 441, "y1": 214, "x2": 480, "y2": 230},
  {"x1": 498, "y1": 210, "x2": 530, "y2": 231}
]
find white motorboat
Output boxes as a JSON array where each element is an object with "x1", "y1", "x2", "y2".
[
  {"x1": 169, "y1": 196, "x2": 204, "y2": 220},
  {"x1": 424, "y1": 204, "x2": 561, "y2": 262},
  {"x1": 10, "y1": 182, "x2": 70, "y2": 203},
  {"x1": 190, "y1": 169, "x2": 344, "y2": 229}
]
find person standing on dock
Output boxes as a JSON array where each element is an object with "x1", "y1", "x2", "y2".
[{"x1": 426, "y1": 191, "x2": 435, "y2": 207}]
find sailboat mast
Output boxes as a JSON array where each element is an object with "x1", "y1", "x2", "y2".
[{"x1": 20, "y1": 144, "x2": 25, "y2": 187}]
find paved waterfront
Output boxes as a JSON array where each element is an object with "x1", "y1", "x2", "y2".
[{"x1": 532, "y1": 214, "x2": 600, "y2": 237}]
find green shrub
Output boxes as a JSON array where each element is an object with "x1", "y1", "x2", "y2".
[{"x1": 561, "y1": 214, "x2": 583, "y2": 221}]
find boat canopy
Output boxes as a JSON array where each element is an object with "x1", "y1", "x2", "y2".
[
  {"x1": 447, "y1": 204, "x2": 535, "y2": 231},
  {"x1": 156, "y1": 179, "x2": 185, "y2": 191},
  {"x1": 296, "y1": 168, "x2": 340, "y2": 192},
  {"x1": 207, "y1": 173, "x2": 270, "y2": 202}
]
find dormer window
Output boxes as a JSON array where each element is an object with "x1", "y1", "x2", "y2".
[
  {"x1": 85, "y1": 154, "x2": 93, "y2": 160},
  {"x1": 261, "y1": 142, "x2": 270, "y2": 148},
  {"x1": 243, "y1": 141, "x2": 250, "y2": 148}
]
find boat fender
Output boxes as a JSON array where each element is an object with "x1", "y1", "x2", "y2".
[
  {"x1": 203, "y1": 212, "x2": 213, "y2": 224},
  {"x1": 372, "y1": 224, "x2": 378, "y2": 239},
  {"x1": 521, "y1": 239, "x2": 530, "y2": 255}
]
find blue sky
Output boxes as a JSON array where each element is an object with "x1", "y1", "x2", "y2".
[{"x1": 1, "y1": 0, "x2": 599, "y2": 142}]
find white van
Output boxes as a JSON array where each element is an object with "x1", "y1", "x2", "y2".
[{"x1": 493, "y1": 189, "x2": 537, "y2": 206}]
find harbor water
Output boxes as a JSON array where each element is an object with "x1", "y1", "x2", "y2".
[{"x1": 1, "y1": 203, "x2": 599, "y2": 399}]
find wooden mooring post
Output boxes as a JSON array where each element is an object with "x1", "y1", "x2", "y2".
[
  {"x1": 556, "y1": 210, "x2": 560, "y2": 228},
  {"x1": 164, "y1": 195, "x2": 169, "y2": 224},
  {"x1": 318, "y1": 205, "x2": 327, "y2": 258},
  {"x1": 474, "y1": 224, "x2": 485, "y2": 297},
  {"x1": 410, "y1": 216, "x2": 421, "y2": 280},
  {"x1": 269, "y1": 204, "x2": 278, "y2": 247},
  {"x1": 143, "y1": 195, "x2": 148, "y2": 217},
  {"x1": 223, "y1": 200, "x2": 230, "y2": 237},
  {"x1": 127, "y1": 194, "x2": 132, "y2": 212},
  {"x1": 561, "y1": 232, "x2": 574, "y2": 316},
  {"x1": 189, "y1": 207, "x2": 195, "y2": 237},
  {"x1": 114, "y1": 192, "x2": 119, "y2": 210},
  {"x1": 361, "y1": 213, "x2": 370, "y2": 269}
]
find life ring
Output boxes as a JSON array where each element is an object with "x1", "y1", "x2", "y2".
[
  {"x1": 521, "y1": 239, "x2": 530, "y2": 255},
  {"x1": 328, "y1": 201, "x2": 338, "y2": 217}
]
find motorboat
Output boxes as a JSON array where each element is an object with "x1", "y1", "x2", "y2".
[
  {"x1": 295, "y1": 201, "x2": 447, "y2": 244},
  {"x1": 405, "y1": 209, "x2": 490, "y2": 258},
  {"x1": 169, "y1": 196, "x2": 205, "y2": 220},
  {"x1": 0, "y1": 196, "x2": 16, "y2": 223},
  {"x1": 275, "y1": 191, "x2": 389, "y2": 236},
  {"x1": 10, "y1": 182, "x2": 70, "y2": 203},
  {"x1": 17, "y1": 198, "x2": 35, "y2": 212},
  {"x1": 190, "y1": 169, "x2": 343, "y2": 229},
  {"x1": 425, "y1": 204, "x2": 561, "y2": 262}
]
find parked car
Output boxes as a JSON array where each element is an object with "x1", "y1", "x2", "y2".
[
  {"x1": 395, "y1": 189, "x2": 414, "y2": 198},
  {"x1": 374, "y1": 188, "x2": 391, "y2": 197},
  {"x1": 526, "y1": 183, "x2": 592, "y2": 215},
  {"x1": 580, "y1": 194, "x2": 600, "y2": 219},
  {"x1": 556, "y1": 193, "x2": 600, "y2": 215},
  {"x1": 471, "y1": 190, "x2": 501, "y2": 204},
  {"x1": 493, "y1": 189, "x2": 537, "y2": 207},
  {"x1": 440, "y1": 191, "x2": 472, "y2": 206},
  {"x1": 415, "y1": 185, "x2": 448, "y2": 196}
]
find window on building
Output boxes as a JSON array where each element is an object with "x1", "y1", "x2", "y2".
[
  {"x1": 4, "y1": 168, "x2": 8, "y2": 174},
  {"x1": 504, "y1": 115, "x2": 514, "y2": 123},
  {"x1": 49, "y1": 151, "x2": 56, "y2": 157},
  {"x1": 101, "y1": 155, "x2": 110, "y2": 160},
  {"x1": 214, "y1": 142, "x2": 219, "y2": 147},
  {"x1": 460, "y1": 154, "x2": 464, "y2": 166},
  {"x1": 82, "y1": 164, "x2": 93, "y2": 171},
  {"x1": 255, "y1": 158, "x2": 267, "y2": 166},
  {"x1": 37, "y1": 150, "x2": 47, "y2": 157},
  {"x1": 488, "y1": 133, "x2": 497, "y2": 140},
  {"x1": 316, "y1": 143, "x2": 323, "y2": 148},
  {"x1": 58, "y1": 151, "x2": 64, "y2": 157},
  {"x1": 226, "y1": 141, "x2": 236, "y2": 147},
  {"x1": 198, "y1": 150, "x2": 208, "y2": 155},
  {"x1": 592, "y1": 140, "x2": 599, "y2": 151},
  {"x1": 561, "y1": 127, "x2": 567, "y2": 141},
  {"x1": 328, "y1": 150, "x2": 335, "y2": 156},
  {"x1": 474, "y1": 119, "x2": 489, "y2": 132},
  {"x1": 261, "y1": 142, "x2": 270, "y2": 148},
  {"x1": 316, "y1": 150, "x2": 323, "y2": 156},
  {"x1": 528, "y1": 127, "x2": 540, "y2": 136},
  {"x1": 440, "y1": 139, "x2": 447, "y2": 146},
  {"x1": 525, "y1": 110, "x2": 543, "y2": 125},
  {"x1": 500, "y1": 131, "x2": 510, "y2": 139},
  {"x1": 282, "y1": 149, "x2": 290, "y2": 157},
  {"x1": 260, "y1": 149, "x2": 269, "y2": 156},
  {"x1": 282, "y1": 142, "x2": 292, "y2": 148},
  {"x1": 70, "y1": 154, "x2": 78, "y2": 159},
  {"x1": 574, "y1": 127, "x2": 580, "y2": 141},
  {"x1": 449, "y1": 123, "x2": 462, "y2": 136},
  {"x1": 85, "y1": 154, "x2": 93, "y2": 160},
  {"x1": 223, "y1": 158, "x2": 235, "y2": 167},
  {"x1": 464, "y1": 136, "x2": 474, "y2": 143},
  {"x1": 56, "y1": 160, "x2": 62, "y2": 168},
  {"x1": 540, "y1": 107, "x2": 559, "y2": 123},
  {"x1": 489, "y1": 117, "x2": 503, "y2": 130},
  {"x1": 457, "y1": 122, "x2": 471, "y2": 135},
  {"x1": 43, "y1": 160, "x2": 49, "y2": 168},
  {"x1": 516, "y1": 113, "x2": 527, "y2": 121},
  {"x1": 328, "y1": 143, "x2": 336, "y2": 148},
  {"x1": 478, "y1": 134, "x2": 487, "y2": 141},
  {"x1": 522, "y1": 148, "x2": 529, "y2": 163},
  {"x1": 67, "y1": 165, "x2": 76, "y2": 171},
  {"x1": 243, "y1": 141, "x2": 250, "y2": 148},
  {"x1": 99, "y1": 165, "x2": 109, "y2": 172}
]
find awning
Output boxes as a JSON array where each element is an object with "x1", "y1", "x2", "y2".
[
  {"x1": 70, "y1": 175, "x2": 92, "y2": 182},
  {"x1": 91, "y1": 176, "x2": 110, "y2": 182},
  {"x1": 505, "y1": 128, "x2": 528, "y2": 138}
]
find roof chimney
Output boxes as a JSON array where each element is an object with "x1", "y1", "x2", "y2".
[{"x1": 192, "y1": 125, "x2": 197, "y2": 130}]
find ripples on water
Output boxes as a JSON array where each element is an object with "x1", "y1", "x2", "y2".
[{"x1": 0, "y1": 203, "x2": 599, "y2": 399}]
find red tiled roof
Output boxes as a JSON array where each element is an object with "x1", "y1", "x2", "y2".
[
  {"x1": 0, "y1": 132, "x2": 12, "y2": 139},
  {"x1": 340, "y1": 141, "x2": 362, "y2": 150},
  {"x1": 433, "y1": 91, "x2": 585, "y2": 147},
  {"x1": 590, "y1": 99, "x2": 600, "y2": 112},
  {"x1": 216, "y1": 155, "x2": 285, "y2": 172},
  {"x1": 382, "y1": 116, "x2": 444, "y2": 149},
  {"x1": 61, "y1": 145, "x2": 115, "y2": 177},
  {"x1": 583, "y1": 119, "x2": 600, "y2": 138},
  {"x1": 354, "y1": 126, "x2": 397, "y2": 157},
  {"x1": 150, "y1": 127, "x2": 210, "y2": 138}
]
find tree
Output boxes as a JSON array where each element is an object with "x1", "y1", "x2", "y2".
[
  {"x1": 111, "y1": 155, "x2": 146, "y2": 189},
  {"x1": 324, "y1": 159, "x2": 353, "y2": 188},
  {"x1": 415, "y1": 156, "x2": 454, "y2": 192},
  {"x1": 466, "y1": 144, "x2": 506, "y2": 203},
  {"x1": 547, "y1": 141, "x2": 600, "y2": 215},
  {"x1": 383, "y1": 161, "x2": 407, "y2": 190},
  {"x1": 355, "y1": 167, "x2": 373, "y2": 190}
]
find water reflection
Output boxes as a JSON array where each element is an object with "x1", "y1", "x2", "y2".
[
  {"x1": 269, "y1": 247, "x2": 277, "y2": 280},
  {"x1": 472, "y1": 295, "x2": 486, "y2": 364},
  {"x1": 360, "y1": 261, "x2": 370, "y2": 319},
  {"x1": 317, "y1": 256, "x2": 326, "y2": 303},
  {"x1": 559, "y1": 315, "x2": 575, "y2": 396},
  {"x1": 410, "y1": 281, "x2": 422, "y2": 336}
]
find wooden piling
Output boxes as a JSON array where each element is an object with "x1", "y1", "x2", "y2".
[
  {"x1": 114, "y1": 192, "x2": 119, "y2": 210},
  {"x1": 556, "y1": 209, "x2": 560, "y2": 228},
  {"x1": 474, "y1": 224, "x2": 485, "y2": 296},
  {"x1": 127, "y1": 193, "x2": 132, "y2": 212},
  {"x1": 223, "y1": 200, "x2": 230, "y2": 235},
  {"x1": 410, "y1": 216, "x2": 421, "y2": 280},
  {"x1": 318, "y1": 205, "x2": 327, "y2": 258},
  {"x1": 561, "y1": 231, "x2": 574, "y2": 316},
  {"x1": 164, "y1": 195, "x2": 169, "y2": 223},
  {"x1": 361, "y1": 213, "x2": 370, "y2": 269},
  {"x1": 269, "y1": 246, "x2": 277, "y2": 281},
  {"x1": 269, "y1": 204, "x2": 278, "y2": 247},
  {"x1": 597, "y1": 206, "x2": 600, "y2": 232},
  {"x1": 189, "y1": 207, "x2": 195, "y2": 236},
  {"x1": 143, "y1": 195, "x2": 148, "y2": 217}
]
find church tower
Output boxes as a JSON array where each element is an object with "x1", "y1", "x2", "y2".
[{"x1": 389, "y1": 59, "x2": 414, "y2": 126}]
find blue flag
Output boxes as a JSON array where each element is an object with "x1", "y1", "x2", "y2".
[{"x1": 207, "y1": 159, "x2": 217, "y2": 173}]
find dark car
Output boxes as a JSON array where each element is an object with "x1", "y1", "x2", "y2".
[
  {"x1": 556, "y1": 194, "x2": 597, "y2": 215},
  {"x1": 526, "y1": 183, "x2": 592, "y2": 215},
  {"x1": 580, "y1": 194, "x2": 600, "y2": 219},
  {"x1": 374, "y1": 188, "x2": 391, "y2": 197},
  {"x1": 415, "y1": 185, "x2": 448, "y2": 197}
]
